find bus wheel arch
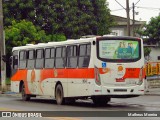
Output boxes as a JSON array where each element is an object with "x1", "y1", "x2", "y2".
[
  {"x1": 19, "y1": 80, "x2": 24, "y2": 93},
  {"x1": 20, "y1": 81, "x2": 30, "y2": 101},
  {"x1": 55, "y1": 82, "x2": 65, "y2": 105}
]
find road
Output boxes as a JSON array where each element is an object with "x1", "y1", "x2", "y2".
[{"x1": 0, "y1": 94, "x2": 160, "y2": 120}]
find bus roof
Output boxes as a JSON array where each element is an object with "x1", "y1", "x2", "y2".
[
  {"x1": 12, "y1": 36, "x2": 141, "y2": 51},
  {"x1": 12, "y1": 37, "x2": 96, "y2": 51}
]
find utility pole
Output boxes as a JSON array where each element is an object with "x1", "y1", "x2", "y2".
[
  {"x1": 126, "y1": 0, "x2": 130, "y2": 36},
  {"x1": 0, "y1": 0, "x2": 6, "y2": 92},
  {"x1": 132, "y1": 3, "x2": 135, "y2": 37}
]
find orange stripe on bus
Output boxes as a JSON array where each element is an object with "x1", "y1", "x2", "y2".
[
  {"x1": 123, "y1": 68, "x2": 140, "y2": 78},
  {"x1": 11, "y1": 70, "x2": 27, "y2": 81},
  {"x1": 40, "y1": 68, "x2": 95, "y2": 81},
  {"x1": 11, "y1": 69, "x2": 31, "y2": 94},
  {"x1": 11, "y1": 68, "x2": 143, "y2": 82}
]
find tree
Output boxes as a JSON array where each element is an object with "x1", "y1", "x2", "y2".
[
  {"x1": 144, "y1": 47, "x2": 151, "y2": 57},
  {"x1": 5, "y1": 20, "x2": 66, "y2": 77},
  {"x1": 63, "y1": 0, "x2": 97, "y2": 38},
  {"x1": 136, "y1": 16, "x2": 160, "y2": 58},
  {"x1": 91, "y1": 0, "x2": 115, "y2": 35},
  {"x1": 3, "y1": 0, "x2": 35, "y2": 26},
  {"x1": 5, "y1": 20, "x2": 66, "y2": 54},
  {"x1": 146, "y1": 16, "x2": 160, "y2": 44},
  {"x1": 3, "y1": 0, "x2": 115, "y2": 39},
  {"x1": 136, "y1": 16, "x2": 160, "y2": 44}
]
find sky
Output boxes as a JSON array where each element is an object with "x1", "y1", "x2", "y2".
[{"x1": 107, "y1": 0, "x2": 160, "y2": 22}]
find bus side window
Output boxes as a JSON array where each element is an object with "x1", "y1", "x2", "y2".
[
  {"x1": 78, "y1": 44, "x2": 91, "y2": 68},
  {"x1": 13, "y1": 55, "x2": 18, "y2": 69},
  {"x1": 35, "y1": 49, "x2": 44, "y2": 69},
  {"x1": 19, "y1": 50, "x2": 27, "y2": 69},
  {"x1": 67, "y1": 45, "x2": 78, "y2": 68},
  {"x1": 55, "y1": 46, "x2": 66, "y2": 68},
  {"x1": 27, "y1": 50, "x2": 35, "y2": 69},
  {"x1": 45, "y1": 48, "x2": 55, "y2": 68},
  {"x1": 12, "y1": 51, "x2": 18, "y2": 69}
]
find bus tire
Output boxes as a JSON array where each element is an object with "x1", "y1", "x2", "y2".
[
  {"x1": 55, "y1": 84, "x2": 65, "y2": 105},
  {"x1": 21, "y1": 84, "x2": 30, "y2": 101},
  {"x1": 92, "y1": 97, "x2": 110, "y2": 105}
]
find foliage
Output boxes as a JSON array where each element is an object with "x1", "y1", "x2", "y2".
[
  {"x1": 4, "y1": 20, "x2": 66, "y2": 77},
  {"x1": 91, "y1": 0, "x2": 115, "y2": 35},
  {"x1": 3, "y1": 0, "x2": 115, "y2": 39},
  {"x1": 136, "y1": 16, "x2": 160, "y2": 44},
  {"x1": 5, "y1": 20, "x2": 66, "y2": 54},
  {"x1": 5, "y1": 78, "x2": 11, "y2": 85},
  {"x1": 144, "y1": 47, "x2": 151, "y2": 57},
  {"x1": 136, "y1": 16, "x2": 160, "y2": 57}
]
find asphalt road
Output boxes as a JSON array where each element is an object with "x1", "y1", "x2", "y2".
[{"x1": 0, "y1": 94, "x2": 160, "y2": 120}]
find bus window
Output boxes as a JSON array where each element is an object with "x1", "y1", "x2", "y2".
[
  {"x1": 45, "y1": 48, "x2": 51, "y2": 59},
  {"x1": 45, "y1": 48, "x2": 55, "y2": 68},
  {"x1": 78, "y1": 44, "x2": 91, "y2": 68},
  {"x1": 35, "y1": 49, "x2": 44, "y2": 69},
  {"x1": 12, "y1": 51, "x2": 18, "y2": 69},
  {"x1": 86, "y1": 44, "x2": 91, "y2": 56},
  {"x1": 19, "y1": 51, "x2": 27, "y2": 69},
  {"x1": 55, "y1": 47, "x2": 66, "y2": 68},
  {"x1": 27, "y1": 50, "x2": 35, "y2": 69},
  {"x1": 67, "y1": 45, "x2": 78, "y2": 68},
  {"x1": 51, "y1": 48, "x2": 55, "y2": 58},
  {"x1": 97, "y1": 39, "x2": 141, "y2": 62},
  {"x1": 13, "y1": 56, "x2": 18, "y2": 69}
]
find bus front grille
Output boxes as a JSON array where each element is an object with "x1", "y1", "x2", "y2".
[{"x1": 114, "y1": 89, "x2": 127, "y2": 92}]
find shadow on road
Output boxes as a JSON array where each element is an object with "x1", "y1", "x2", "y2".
[{"x1": 16, "y1": 98, "x2": 145, "y2": 110}]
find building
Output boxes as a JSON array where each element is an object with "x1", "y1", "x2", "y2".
[
  {"x1": 110, "y1": 15, "x2": 159, "y2": 62},
  {"x1": 110, "y1": 15, "x2": 146, "y2": 36},
  {"x1": 144, "y1": 43, "x2": 160, "y2": 62}
]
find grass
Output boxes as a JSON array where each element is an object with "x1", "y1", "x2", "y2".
[
  {"x1": 0, "y1": 78, "x2": 11, "y2": 85},
  {"x1": 5, "y1": 78, "x2": 11, "y2": 85}
]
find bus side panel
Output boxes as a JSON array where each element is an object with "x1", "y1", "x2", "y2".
[
  {"x1": 11, "y1": 69, "x2": 30, "y2": 94},
  {"x1": 38, "y1": 69, "x2": 68, "y2": 97},
  {"x1": 40, "y1": 69, "x2": 55, "y2": 96},
  {"x1": 67, "y1": 68, "x2": 94, "y2": 97},
  {"x1": 11, "y1": 81, "x2": 20, "y2": 93}
]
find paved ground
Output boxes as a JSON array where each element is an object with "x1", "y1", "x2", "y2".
[
  {"x1": 0, "y1": 85, "x2": 160, "y2": 96},
  {"x1": 0, "y1": 88, "x2": 160, "y2": 96},
  {"x1": 145, "y1": 88, "x2": 160, "y2": 96}
]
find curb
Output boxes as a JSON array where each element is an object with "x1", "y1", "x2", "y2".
[{"x1": 145, "y1": 93, "x2": 160, "y2": 96}]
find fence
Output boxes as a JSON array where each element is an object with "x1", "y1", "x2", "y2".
[{"x1": 145, "y1": 62, "x2": 160, "y2": 76}]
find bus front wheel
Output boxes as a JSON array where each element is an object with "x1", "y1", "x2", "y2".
[
  {"x1": 21, "y1": 84, "x2": 30, "y2": 101},
  {"x1": 55, "y1": 84, "x2": 65, "y2": 105}
]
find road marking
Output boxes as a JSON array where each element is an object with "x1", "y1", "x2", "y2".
[
  {"x1": 45, "y1": 117, "x2": 82, "y2": 120},
  {"x1": 0, "y1": 107, "x2": 20, "y2": 111}
]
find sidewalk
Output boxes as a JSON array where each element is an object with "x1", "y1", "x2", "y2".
[
  {"x1": 1, "y1": 89, "x2": 160, "y2": 97},
  {"x1": 145, "y1": 88, "x2": 160, "y2": 96}
]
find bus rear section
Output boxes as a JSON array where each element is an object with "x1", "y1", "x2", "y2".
[{"x1": 91, "y1": 36, "x2": 145, "y2": 101}]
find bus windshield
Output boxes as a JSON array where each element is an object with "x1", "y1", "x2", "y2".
[{"x1": 98, "y1": 39, "x2": 141, "y2": 62}]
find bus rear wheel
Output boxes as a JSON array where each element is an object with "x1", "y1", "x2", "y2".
[
  {"x1": 55, "y1": 84, "x2": 65, "y2": 105},
  {"x1": 21, "y1": 84, "x2": 30, "y2": 101},
  {"x1": 92, "y1": 96, "x2": 110, "y2": 105}
]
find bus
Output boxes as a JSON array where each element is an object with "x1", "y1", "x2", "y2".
[{"x1": 10, "y1": 36, "x2": 145, "y2": 105}]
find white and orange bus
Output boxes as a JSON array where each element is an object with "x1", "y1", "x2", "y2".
[{"x1": 10, "y1": 36, "x2": 145, "y2": 105}]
